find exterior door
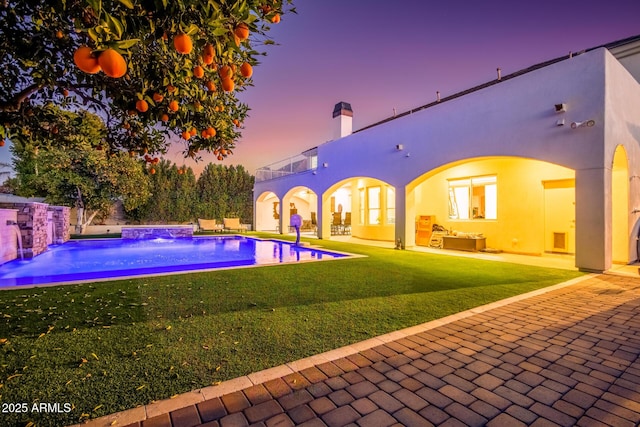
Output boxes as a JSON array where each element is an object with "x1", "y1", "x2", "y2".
[{"x1": 543, "y1": 179, "x2": 575, "y2": 254}]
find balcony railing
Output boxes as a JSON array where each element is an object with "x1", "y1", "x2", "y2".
[{"x1": 255, "y1": 153, "x2": 317, "y2": 182}]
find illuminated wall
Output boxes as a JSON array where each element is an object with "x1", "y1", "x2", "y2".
[{"x1": 412, "y1": 158, "x2": 574, "y2": 255}]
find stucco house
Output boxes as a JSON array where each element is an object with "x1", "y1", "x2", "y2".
[{"x1": 253, "y1": 34, "x2": 640, "y2": 273}]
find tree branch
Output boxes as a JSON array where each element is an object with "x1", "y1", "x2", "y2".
[{"x1": 0, "y1": 83, "x2": 42, "y2": 112}]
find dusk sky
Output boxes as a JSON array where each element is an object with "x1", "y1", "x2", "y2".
[{"x1": 2, "y1": 0, "x2": 640, "y2": 176}]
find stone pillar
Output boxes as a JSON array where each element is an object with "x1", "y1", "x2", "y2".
[
  {"x1": 0, "y1": 209, "x2": 19, "y2": 264},
  {"x1": 49, "y1": 206, "x2": 71, "y2": 244}
]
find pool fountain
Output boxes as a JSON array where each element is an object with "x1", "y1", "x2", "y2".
[{"x1": 7, "y1": 220, "x2": 24, "y2": 260}]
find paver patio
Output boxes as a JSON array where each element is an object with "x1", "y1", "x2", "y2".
[{"x1": 77, "y1": 273, "x2": 640, "y2": 427}]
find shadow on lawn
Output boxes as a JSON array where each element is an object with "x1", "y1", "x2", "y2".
[{"x1": 0, "y1": 244, "x2": 582, "y2": 338}]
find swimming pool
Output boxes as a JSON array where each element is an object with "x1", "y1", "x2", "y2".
[{"x1": 0, "y1": 236, "x2": 348, "y2": 288}]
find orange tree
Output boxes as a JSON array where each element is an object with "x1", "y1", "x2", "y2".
[{"x1": 0, "y1": 0, "x2": 293, "y2": 162}]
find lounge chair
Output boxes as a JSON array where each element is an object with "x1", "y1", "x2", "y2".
[
  {"x1": 198, "y1": 218, "x2": 222, "y2": 232},
  {"x1": 223, "y1": 218, "x2": 248, "y2": 233}
]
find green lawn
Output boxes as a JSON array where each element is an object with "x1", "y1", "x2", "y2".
[{"x1": 0, "y1": 234, "x2": 583, "y2": 426}]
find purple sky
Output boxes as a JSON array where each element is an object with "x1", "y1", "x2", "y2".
[{"x1": 2, "y1": 1, "x2": 640, "y2": 176}]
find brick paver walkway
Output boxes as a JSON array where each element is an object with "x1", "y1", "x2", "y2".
[{"x1": 109, "y1": 274, "x2": 640, "y2": 426}]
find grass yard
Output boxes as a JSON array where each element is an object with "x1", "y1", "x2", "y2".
[{"x1": 0, "y1": 234, "x2": 583, "y2": 426}]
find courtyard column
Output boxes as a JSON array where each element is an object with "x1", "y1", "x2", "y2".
[
  {"x1": 277, "y1": 195, "x2": 285, "y2": 234},
  {"x1": 575, "y1": 167, "x2": 611, "y2": 272},
  {"x1": 395, "y1": 187, "x2": 407, "y2": 249},
  {"x1": 318, "y1": 197, "x2": 329, "y2": 239}
]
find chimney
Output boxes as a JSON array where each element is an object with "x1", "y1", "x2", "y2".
[{"x1": 332, "y1": 101, "x2": 353, "y2": 139}]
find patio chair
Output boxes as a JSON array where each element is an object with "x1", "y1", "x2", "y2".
[
  {"x1": 331, "y1": 212, "x2": 343, "y2": 235},
  {"x1": 343, "y1": 212, "x2": 351, "y2": 235},
  {"x1": 198, "y1": 218, "x2": 222, "y2": 232},
  {"x1": 223, "y1": 218, "x2": 248, "y2": 233}
]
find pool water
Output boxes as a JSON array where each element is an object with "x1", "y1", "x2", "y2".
[{"x1": 0, "y1": 236, "x2": 347, "y2": 288}]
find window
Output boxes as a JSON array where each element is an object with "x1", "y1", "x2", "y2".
[
  {"x1": 448, "y1": 176, "x2": 496, "y2": 220},
  {"x1": 386, "y1": 187, "x2": 395, "y2": 224},
  {"x1": 368, "y1": 186, "x2": 381, "y2": 224}
]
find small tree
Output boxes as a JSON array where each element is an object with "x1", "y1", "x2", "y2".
[
  {"x1": 197, "y1": 163, "x2": 253, "y2": 223},
  {"x1": 11, "y1": 108, "x2": 151, "y2": 233},
  {"x1": 128, "y1": 160, "x2": 197, "y2": 223}
]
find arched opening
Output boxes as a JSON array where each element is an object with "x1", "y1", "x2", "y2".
[
  {"x1": 323, "y1": 177, "x2": 395, "y2": 241},
  {"x1": 407, "y1": 157, "x2": 575, "y2": 255},
  {"x1": 255, "y1": 191, "x2": 280, "y2": 232},
  {"x1": 282, "y1": 186, "x2": 318, "y2": 235},
  {"x1": 612, "y1": 145, "x2": 629, "y2": 264}
]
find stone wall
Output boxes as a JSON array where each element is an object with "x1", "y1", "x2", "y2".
[
  {"x1": 121, "y1": 225, "x2": 193, "y2": 239},
  {"x1": 0, "y1": 209, "x2": 19, "y2": 265},
  {"x1": 49, "y1": 206, "x2": 71, "y2": 244},
  {"x1": 0, "y1": 202, "x2": 49, "y2": 259}
]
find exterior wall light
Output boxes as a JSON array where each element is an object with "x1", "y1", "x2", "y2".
[
  {"x1": 395, "y1": 144, "x2": 404, "y2": 151},
  {"x1": 555, "y1": 103, "x2": 567, "y2": 113},
  {"x1": 323, "y1": 162, "x2": 329, "y2": 168},
  {"x1": 570, "y1": 120, "x2": 595, "y2": 129}
]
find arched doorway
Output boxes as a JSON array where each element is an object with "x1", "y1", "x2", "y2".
[
  {"x1": 255, "y1": 191, "x2": 280, "y2": 232},
  {"x1": 323, "y1": 177, "x2": 395, "y2": 241},
  {"x1": 282, "y1": 186, "x2": 318, "y2": 235},
  {"x1": 407, "y1": 157, "x2": 575, "y2": 256},
  {"x1": 612, "y1": 145, "x2": 629, "y2": 264}
]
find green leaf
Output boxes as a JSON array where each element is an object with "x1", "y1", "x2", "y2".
[
  {"x1": 117, "y1": 0, "x2": 134, "y2": 9},
  {"x1": 116, "y1": 39, "x2": 140, "y2": 50},
  {"x1": 213, "y1": 27, "x2": 228, "y2": 36},
  {"x1": 88, "y1": 28, "x2": 99, "y2": 42},
  {"x1": 185, "y1": 23, "x2": 200, "y2": 36},
  {"x1": 105, "y1": 13, "x2": 124, "y2": 39},
  {"x1": 86, "y1": 0, "x2": 102, "y2": 15}
]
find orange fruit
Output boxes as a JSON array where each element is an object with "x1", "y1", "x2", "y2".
[
  {"x1": 123, "y1": 122, "x2": 131, "y2": 129},
  {"x1": 166, "y1": 84, "x2": 176, "y2": 93},
  {"x1": 202, "y1": 54, "x2": 214, "y2": 65},
  {"x1": 218, "y1": 65, "x2": 233, "y2": 80},
  {"x1": 73, "y1": 46, "x2": 101, "y2": 74},
  {"x1": 233, "y1": 119, "x2": 240, "y2": 127},
  {"x1": 206, "y1": 81, "x2": 216, "y2": 92},
  {"x1": 173, "y1": 33, "x2": 192, "y2": 54},
  {"x1": 221, "y1": 78, "x2": 235, "y2": 92},
  {"x1": 217, "y1": 154, "x2": 223, "y2": 161},
  {"x1": 207, "y1": 127, "x2": 216, "y2": 137},
  {"x1": 62, "y1": 89, "x2": 69, "y2": 97},
  {"x1": 204, "y1": 44, "x2": 215, "y2": 57},
  {"x1": 135, "y1": 99, "x2": 149, "y2": 112},
  {"x1": 193, "y1": 65, "x2": 204, "y2": 78},
  {"x1": 98, "y1": 48, "x2": 127, "y2": 78},
  {"x1": 181, "y1": 130, "x2": 190, "y2": 140},
  {"x1": 56, "y1": 30, "x2": 64, "y2": 39},
  {"x1": 161, "y1": 113, "x2": 169, "y2": 122},
  {"x1": 168, "y1": 100, "x2": 179, "y2": 112},
  {"x1": 153, "y1": 93, "x2": 164, "y2": 102},
  {"x1": 234, "y1": 23, "x2": 249, "y2": 41},
  {"x1": 0, "y1": 140, "x2": 5, "y2": 147},
  {"x1": 240, "y1": 62, "x2": 252, "y2": 77},
  {"x1": 271, "y1": 14, "x2": 281, "y2": 24},
  {"x1": 190, "y1": 127, "x2": 197, "y2": 136},
  {"x1": 178, "y1": 169, "x2": 184, "y2": 175},
  {"x1": 150, "y1": 167, "x2": 156, "y2": 175}
]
